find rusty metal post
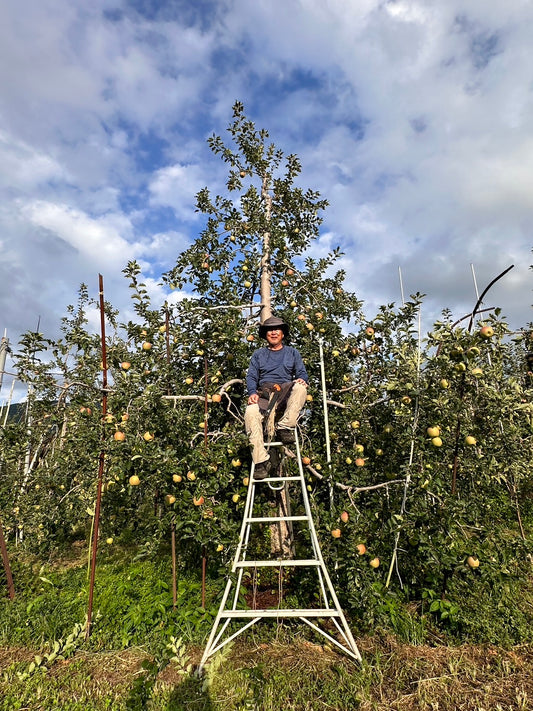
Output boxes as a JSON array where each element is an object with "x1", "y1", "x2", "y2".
[
  {"x1": 202, "y1": 545, "x2": 207, "y2": 609},
  {"x1": 203, "y1": 356, "x2": 208, "y2": 447},
  {"x1": 86, "y1": 274, "x2": 109, "y2": 639},
  {"x1": 0, "y1": 516, "x2": 15, "y2": 599},
  {"x1": 171, "y1": 517, "x2": 177, "y2": 610}
]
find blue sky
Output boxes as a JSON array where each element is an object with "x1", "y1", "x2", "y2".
[{"x1": 1, "y1": 0, "x2": 532, "y2": 398}]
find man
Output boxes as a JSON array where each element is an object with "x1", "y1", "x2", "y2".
[{"x1": 245, "y1": 316, "x2": 309, "y2": 478}]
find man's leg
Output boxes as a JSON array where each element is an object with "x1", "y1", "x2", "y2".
[
  {"x1": 244, "y1": 403, "x2": 269, "y2": 464},
  {"x1": 276, "y1": 382, "x2": 307, "y2": 430}
]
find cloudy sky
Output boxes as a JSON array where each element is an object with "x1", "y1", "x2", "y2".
[{"x1": 1, "y1": 0, "x2": 532, "y2": 397}]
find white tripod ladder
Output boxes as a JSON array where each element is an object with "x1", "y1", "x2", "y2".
[{"x1": 198, "y1": 431, "x2": 362, "y2": 672}]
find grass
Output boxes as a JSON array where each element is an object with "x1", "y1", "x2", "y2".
[
  {"x1": 1, "y1": 635, "x2": 532, "y2": 710},
  {"x1": 0, "y1": 542, "x2": 531, "y2": 709}
]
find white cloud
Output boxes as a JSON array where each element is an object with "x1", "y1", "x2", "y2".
[
  {"x1": 1, "y1": 0, "x2": 533, "y2": 399},
  {"x1": 21, "y1": 201, "x2": 140, "y2": 269},
  {"x1": 149, "y1": 163, "x2": 206, "y2": 221}
]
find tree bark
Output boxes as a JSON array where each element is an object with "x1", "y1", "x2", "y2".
[
  {"x1": 260, "y1": 174, "x2": 273, "y2": 321},
  {"x1": 260, "y1": 172, "x2": 294, "y2": 557}
]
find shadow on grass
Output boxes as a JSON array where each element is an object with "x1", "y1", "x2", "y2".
[{"x1": 163, "y1": 674, "x2": 215, "y2": 710}]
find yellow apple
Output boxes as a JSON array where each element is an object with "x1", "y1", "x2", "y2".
[
  {"x1": 464, "y1": 435, "x2": 476, "y2": 446},
  {"x1": 142, "y1": 342, "x2": 152, "y2": 351},
  {"x1": 129, "y1": 475, "x2": 140, "y2": 486},
  {"x1": 340, "y1": 511, "x2": 349, "y2": 523},
  {"x1": 355, "y1": 458, "x2": 365, "y2": 467},
  {"x1": 356, "y1": 543, "x2": 367, "y2": 555},
  {"x1": 172, "y1": 474, "x2": 182, "y2": 483},
  {"x1": 351, "y1": 420, "x2": 361, "y2": 429},
  {"x1": 431, "y1": 437, "x2": 443, "y2": 447},
  {"x1": 369, "y1": 557, "x2": 380, "y2": 568},
  {"x1": 466, "y1": 555, "x2": 480, "y2": 568},
  {"x1": 187, "y1": 471, "x2": 196, "y2": 481},
  {"x1": 193, "y1": 495, "x2": 204, "y2": 506},
  {"x1": 331, "y1": 528, "x2": 341, "y2": 539},
  {"x1": 121, "y1": 362, "x2": 131, "y2": 371},
  {"x1": 165, "y1": 494, "x2": 176, "y2": 505},
  {"x1": 427, "y1": 426, "x2": 440, "y2": 438},
  {"x1": 479, "y1": 326, "x2": 494, "y2": 339},
  {"x1": 114, "y1": 431, "x2": 126, "y2": 442},
  {"x1": 143, "y1": 432, "x2": 154, "y2": 442},
  {"x1": 106, "y1": 537, "x2": 113, "y2": 545},
  {"x1": 232, "y1": 494, "x2": 240, "y2": 503}
]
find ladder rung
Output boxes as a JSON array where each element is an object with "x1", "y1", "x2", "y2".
[
  {"x1": 220, "y1": 608, "x2": 341, "y2": 618},
  {"x1": 253, "y1": 476, "x2": 300, "y2": 483},
  {"x1": 234, "y1": 559, "x2": 320, "y2": 568},
  {"x1": 245, "y1": 516, "x2": 309, "y2": 523}
]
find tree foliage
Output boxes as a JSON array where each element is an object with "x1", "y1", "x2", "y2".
[{"x1": 0, "y1": 103, "x2": 531, "y2": 644}]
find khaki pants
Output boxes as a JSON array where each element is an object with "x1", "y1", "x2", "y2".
[{"x1": 244, "y1": 382, "x2": 308, "y2": 464}]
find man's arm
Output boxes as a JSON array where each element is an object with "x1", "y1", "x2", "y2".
[{"x1": 292, "y1": 348, "x2": 309, "y2": 384}]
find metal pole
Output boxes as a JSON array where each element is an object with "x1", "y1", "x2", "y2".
[
  {"x1": 86, "y1": 274, "x2": 109, "y2": 639},
  {"x1": 0, "y1": 330, "x2": 9, "y2": 393},
  {"x1": 398, "y1": 266, "x2": 405, "y2": 306},
  {"x1": 318, "y1": 337, "x2": 333, "y2": 509}
]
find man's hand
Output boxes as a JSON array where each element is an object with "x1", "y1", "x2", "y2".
[
  {"x1": 295, "y1": 379, "x2": 308, "y2": 386},
  {"x1": 247, "y1": 393, "x2": 259, "y2": 405}
]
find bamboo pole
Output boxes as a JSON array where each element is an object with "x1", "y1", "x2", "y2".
[{"x1": 86, "y1": 274, "x2": 109, "y2": 639}]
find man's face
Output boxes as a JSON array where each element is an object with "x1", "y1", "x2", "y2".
[{"x1": 266, "y1": 328, "x2": 284, "y2": 347}]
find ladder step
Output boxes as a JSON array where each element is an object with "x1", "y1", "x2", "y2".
[
  {"x1": 234, "y1": 559, "x2": 320, "y2": 568},
  {"x1": 220, "y1": 608, "x2": 341, "y2": 619},
  {"x1": 252, "y1": 476, "x2": 300, "y2": 483},
  {"x1": 245, "y1": 515, "x2": 309, "y2": 523}
]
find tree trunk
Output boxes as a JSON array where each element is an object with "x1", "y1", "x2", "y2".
[
  {"x1": 260, "y1": 174, "x2": 273, "y2": 321},
  {"x1": 260, "y1": 173, "x2": 294, "y2": 558}
]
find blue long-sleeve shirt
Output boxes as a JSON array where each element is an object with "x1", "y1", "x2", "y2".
[{"x1": 246, "y1": 346, "x2": 309, "y2": 396}]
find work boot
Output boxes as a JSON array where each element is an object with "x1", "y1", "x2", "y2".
[
  {"x1": 276, "y1": 428, "x2": 295, "y2": 444},
  {"x1": 254, "y1": 459, "x2": 271, "y2": 480}
]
